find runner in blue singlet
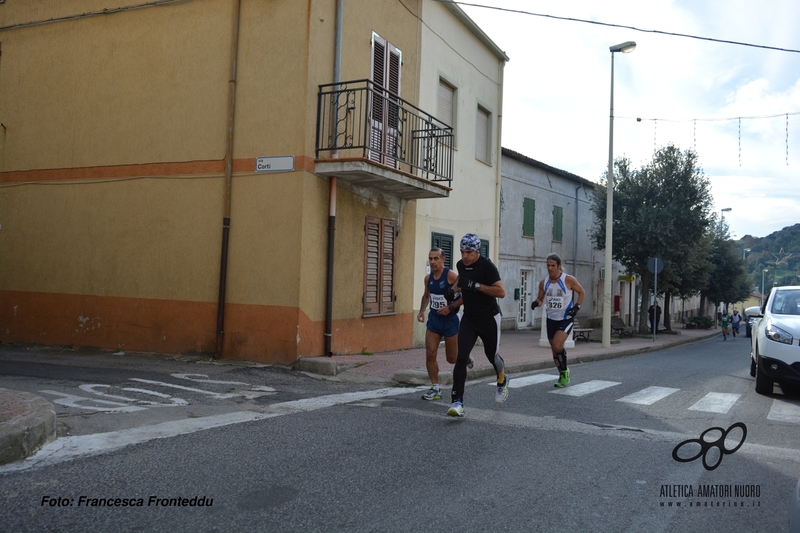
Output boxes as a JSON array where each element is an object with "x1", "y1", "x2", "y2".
[{"x1": 417, "y1": 248, "x2": 462, "y2": 401}]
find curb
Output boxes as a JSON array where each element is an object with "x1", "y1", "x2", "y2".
[
  {"x1": 0, "y1": 389, "x2": 57, "y2": 466},
  {"x1": 292, "y1": 356, "x2": 358, "y2": 376},
  {"x1": 392, "y1": 331, "x2": 716, "y2": 386}
]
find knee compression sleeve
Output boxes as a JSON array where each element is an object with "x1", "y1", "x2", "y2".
[{"x1": 553, "y1": 349, "x2": 568, "y2": 372}]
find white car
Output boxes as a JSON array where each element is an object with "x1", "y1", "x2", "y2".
[{"x1": 746, "y1": 286, "x2": 800, "y2": 395}]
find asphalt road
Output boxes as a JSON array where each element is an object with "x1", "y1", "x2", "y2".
[{"x1": 1, "y1": 337, "x2": 798, "y2": 532}]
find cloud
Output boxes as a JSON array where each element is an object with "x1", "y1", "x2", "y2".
[{"x1": 460, "y1": 0, "x2": 800, "y2": 238}]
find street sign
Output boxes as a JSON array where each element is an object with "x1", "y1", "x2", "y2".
[
  {"x1": 255, "y1": 156, "x2": 294, "y2": 173},
  {"x1": 647, "y1": 257, "x2": 664, "y2": 274}
]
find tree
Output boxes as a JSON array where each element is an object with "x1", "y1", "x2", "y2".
[
  {"x1": 703, "y1": 219, "x2": 752, "y2": 311},
  {"x1": 591, "y1": 144, "x2": 714, "y2": 332}
]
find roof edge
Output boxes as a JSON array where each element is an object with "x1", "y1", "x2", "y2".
[
  {"x1": 439, "y1": 1, "x2": 510, "y2": 62},
  {"x1": 501, "y1": 147, "x2": 596, "y2": 188}
]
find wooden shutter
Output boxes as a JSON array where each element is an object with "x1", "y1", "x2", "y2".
[
  {"x1": 523, "y1": 197, "x2": 535, "y2": 238},
  {"x1": 370, "y1": 33, "x2": 402, "y2": 166},
  {"x1": 369, "y1": 36, "x2": 387, "y2": 163},
  {"x1": 480, "y1": 239, "x2": 489, "y2": 258},
  {"x1": 364, "y1": 217, "x2": 396, "y2": 315},
  {"x1": 364, "y1": 217, "x2": 381, "y2": 314},
  {"x1": 381, "y1": 220, "x2": 396, "y2": 314},
  {"x1": 553, "y1": 205, "x2": 563, "y2": 242},
  {"x1": 476, "y1": 106, "x2": 490, "y2": 163}
]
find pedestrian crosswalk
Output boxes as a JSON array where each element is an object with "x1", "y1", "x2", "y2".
[
  {"x1": 617, "y1": 386, "x2": 679, "y2": 405},
  {"x1": 491, "y1": 374, "x2": 800, "y2": 420},
  {"x1": 768, "y1": 399, "x2": 800, "y2": 424},
  {"x1": 550, "y1": 380, "x2": 620, "y2": 397}
]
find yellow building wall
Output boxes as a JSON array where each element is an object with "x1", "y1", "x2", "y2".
[{"x1": 0, "y1": 0, "x2": 420, "y2": 363}]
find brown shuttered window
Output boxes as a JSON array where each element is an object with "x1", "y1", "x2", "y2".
[
  {"x1": 370, "y1": 33, "x2": 402, "y2": 166},
  {"x1": 364, "y1": 217, "x2": 397, "y2": 316}
]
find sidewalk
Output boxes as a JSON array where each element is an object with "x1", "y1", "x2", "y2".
[
  {"x1": 294, "y1": 324, "x2": 721, "y2": 385},
  {"x1": 0, "y1": 324, "x2": 719, "y2": 465}
]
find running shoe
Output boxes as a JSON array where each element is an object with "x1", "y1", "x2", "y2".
[
  {"x1": 422, "y1": 387, "x2": 442, "y2": 401},
  {"x1": 554, "y1": 369, "x2": 570, "y2": 388},
  {"x1": 467, "y1": 355, "x2": 475, "y2": 369},
  {"x1": 496, "y1": 375, "x2": 509, "y2": 403},
  {"x1": 447, "y1": 400, "x2": 464, "y2": 417}
]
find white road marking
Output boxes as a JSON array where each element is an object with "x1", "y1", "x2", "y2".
[
  {"x1": 79, "y1": 384, "x2": 163, "y2": 405},
  {"x1": 39, "y1": 390, "x2": 147, "y2": 413},
  {"x1": 171, "y1": 373, "x2": 251, "y2": 386},
  {"x1": 506, "y1": 374, "x2": 558, "y2": 388},
  {"x1": 550, "y1": 380, "x2": 621, "y2": 397},
  {"x1": 78, "y1": 384, "x2": 188, "y2": 406},
  {"x1": 403, "y1": 406, "x2": 800, "y2": 464},
  {"x1": 0, "y1": 411, "x2": 280, "y2": 473},
  {"x1": 266, "y1": 387, "x2": 425, "y2": 413},
  {"x1": 251, "y1": 385, "x2": 277, "y2": 392},
  {"x1": 767, "y1": 399, "x2": 800, "y2": 423},
  {"x1": 129, "y1": 378, "x2": 239, "y2": 399},
  {"x1": 3, "y1": 386, "x2": 425, "y2": 472},
  {"x1": 617, "y1": 386, "x2": 680, "y2": 405},
  {"x1": 688, "y1": 392, "x2": 740, "y2": 414}
]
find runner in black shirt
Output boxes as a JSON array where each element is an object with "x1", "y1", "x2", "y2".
[{"x1": 447, "y1": 233, "x2": 508, "y2": 417}]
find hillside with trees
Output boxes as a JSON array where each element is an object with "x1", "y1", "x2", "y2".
[{"x1": 740, "y1": 223, "x2": 800, "y2": 291}]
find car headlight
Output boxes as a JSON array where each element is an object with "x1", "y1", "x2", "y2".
[{"x1": 766, "y1": 322, "x2": 794, "y2": 345}]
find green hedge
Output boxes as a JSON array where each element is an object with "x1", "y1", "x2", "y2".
[{"x1": 685, "y1": 315, "x2": 713, "y2": 329}]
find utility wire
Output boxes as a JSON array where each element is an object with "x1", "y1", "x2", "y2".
[{"x1": 442, "y1": 1, "x2": 800, "y2": 54}]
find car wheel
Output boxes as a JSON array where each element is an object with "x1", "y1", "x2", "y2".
[{"x1": 754, "y1": 348, "x2": 773, "y2": 395}]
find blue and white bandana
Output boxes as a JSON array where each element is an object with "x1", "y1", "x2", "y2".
[{"x1": 460, "y1": 233, "x2": 481, "y2": 252}]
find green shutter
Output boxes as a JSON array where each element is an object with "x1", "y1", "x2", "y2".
[
  {"x1": 523, "y1": 197, "x2": 535, "y2": 238},
  {"x1": 553, "y1": 205, "x2": 563, "y2": 242},
  {"x1": 431, "y1": 233, "x2": 454, "y2": 269}
]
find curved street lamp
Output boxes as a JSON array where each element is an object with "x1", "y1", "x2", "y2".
[
  {"x1": 720, "y1": 207, "x2": 732, "y2": 228},
  {"x1": 603, "y1": 41, "x2": 636, "y2": 348}
]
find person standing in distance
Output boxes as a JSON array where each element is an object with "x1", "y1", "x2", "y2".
[
  {"x1": 447, "y1": 233, "x2": 507, "y2": 418},
  {"x1": 416, "y1": 248, "x2": 466, "y2": 401},
  {"x1": 530, "y1": 253, "x2": 586, "y2": 388}
]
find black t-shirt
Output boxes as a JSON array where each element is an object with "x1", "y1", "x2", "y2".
[{"x1": 457, "y1": 255, "x2": 501, "y2": 318}]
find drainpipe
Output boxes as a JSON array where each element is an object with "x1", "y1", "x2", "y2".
[
  {"x1": 573, "y1": 185, "x2": 580, "y2": 275},
  {"x1": 324, "y1": 0, "x2": 343, "y2": 356},
  {"x1": 215, "y1": 0, "x2": 242, "y2": 358}
]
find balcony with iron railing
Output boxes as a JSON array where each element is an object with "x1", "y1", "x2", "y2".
[{"x1": 315, "y1": 79, "x2": 453, "y2": 199}]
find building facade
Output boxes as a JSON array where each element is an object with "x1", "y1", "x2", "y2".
[
  {"x1": 498, "y1": 148, "x2": 634, "y2": 330},
  {"x1": 0, "y1": 0, "x2": 501, "y2": 364},
  {"x1": 411, "y1": 2, "x2": 507, "y2": 346}
]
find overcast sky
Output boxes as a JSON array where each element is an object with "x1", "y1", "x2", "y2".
[{"x1": 458, "y1": 0, "x2": 800, "y2": 240}]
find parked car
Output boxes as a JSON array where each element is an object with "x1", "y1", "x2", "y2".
[
  {"x1": 746, "y1": 286, "x2": 800, "y2": 395},
  {"x1": 745, "y1": 315, "x2": 756, "y2": 338}
]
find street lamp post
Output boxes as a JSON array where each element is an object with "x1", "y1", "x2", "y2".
[
  {"x1": 603, "y1": 40, "x2": 636, "y2": 348},
  {"x1": 720, "y1": 207, "x2": 732, "y2": 229}
]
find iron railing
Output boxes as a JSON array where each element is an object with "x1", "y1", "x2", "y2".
[{"x1": 316, "y1": 79, "x2": 453, "y2": 186}]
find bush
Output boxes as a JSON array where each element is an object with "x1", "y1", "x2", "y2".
[{"x1": 686, "y1": 315, "x2": 713, "y2": 329}]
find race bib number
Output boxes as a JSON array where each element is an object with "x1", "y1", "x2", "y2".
[
  {"x1": 547, "y1": 296, "x2": 563, "y2": 310},
  {"x1": 430, "y1": 294, "x2": 446, "y2": 310}
]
